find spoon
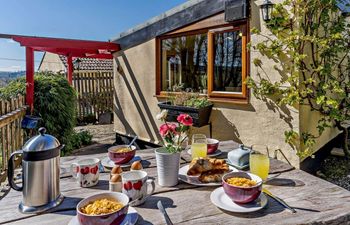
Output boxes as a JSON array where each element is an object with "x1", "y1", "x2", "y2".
[{"x1": 128, "y1": 136, "x2": 138, "y2": 149}]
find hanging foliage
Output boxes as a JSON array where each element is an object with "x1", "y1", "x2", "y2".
[{"x1": 247, "y1": 0, "x2": 350, "y2": 158}]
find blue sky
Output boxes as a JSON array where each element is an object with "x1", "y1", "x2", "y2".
[{"x1": 0, "y1": 0, "x2": 187, "y2": 72}]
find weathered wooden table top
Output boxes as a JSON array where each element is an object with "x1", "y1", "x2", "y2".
[{"x1": 1, "y1": 140, "x2": 350, "y2": 225}]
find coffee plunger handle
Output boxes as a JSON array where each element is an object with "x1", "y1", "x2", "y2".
[
  {"x1": 8, "y1": 150, "x2": 23, "y2": 192},
  {"x1": 38, "y1": 127, "x2": 46, "y2": 135}
]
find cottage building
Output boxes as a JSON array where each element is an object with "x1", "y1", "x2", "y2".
[
  {"x1": 39, "y1": 52, "x2": 113, "y2": 73},
  {"x1": 110, "y1": 0, "x2": 350, "y2": 167}
]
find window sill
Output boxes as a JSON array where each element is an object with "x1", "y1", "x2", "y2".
[{"x1": 154, "y1": 94, "x2": 249, "y2": 105}]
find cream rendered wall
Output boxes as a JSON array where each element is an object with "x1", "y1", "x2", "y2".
[
  {"x1": 113, "y1": 4, "x2": 301, "y2": 167},
  {"x1": 113, "y1": 37, "x2": 300, "y2": 166},
  {"x1": 113, "y1": 0, "x2": 346, "y2": 167},
  {"x1": 38, "y1": 52, "x2": 66, "y2": 72}
]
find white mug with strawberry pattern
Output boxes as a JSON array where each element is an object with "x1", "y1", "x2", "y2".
[
  {"x1": 122, "y1": 170, "x2": 155, "y2": 206},
  {"x1": 71, "y1": 158, "x2": 100, "y2": 187}
]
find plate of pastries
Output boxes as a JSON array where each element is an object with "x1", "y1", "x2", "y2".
[{"x1": 178, "y1": 157, "x2": 238, "y2": 186}]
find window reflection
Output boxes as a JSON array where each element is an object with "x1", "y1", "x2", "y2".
[
  {"x1": 213, "y1": 30, "x2": 242, "y2": 92},
  {"x1": 161, "y1": 33, "x2": 208, "y2": 93}
]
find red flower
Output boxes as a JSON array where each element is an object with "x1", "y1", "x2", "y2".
[
  {"x1": 159, "y1": 123, "x2": 177, "y2": 137},
  {"x1": 177, "y1": 114, "x2": 193, "y2": 126}
]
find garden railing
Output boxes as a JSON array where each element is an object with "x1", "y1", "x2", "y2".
[
  {"x1": 72, "y1": 71, "x2": 113, "y2": 122},
  {"x1": 0, "y1": 95, "x2": 26, "y2": 185}
]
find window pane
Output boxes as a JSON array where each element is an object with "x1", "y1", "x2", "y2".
[
  {"x1": 161, "y1": 33, "x2": 208, "y2": 92},
  {"x1": 213, "y1": 30, "x2": 242, "y2": 92}
]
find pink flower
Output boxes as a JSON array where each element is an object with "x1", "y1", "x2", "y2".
[
  {"x1": 159, "y1": 123, "x2": 177, "y2": 137},
  {"x1": 177, "y1": 114, "x2": 193, "y2": 126}
]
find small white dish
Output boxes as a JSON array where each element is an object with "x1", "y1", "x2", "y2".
[
  {"x1": 210, "y1": 187, "x2": 268, "y2": 213},
  {"x1": 225, "y1": 158, "x2": 249, "y2": 170},
  {"x1": 178, "y1": 165, "x2": 238, "y2": 186},
  {"x1": 186, "y1": 149, "x2": 222, "y2": 157},
  {"x1": 101, "y1": 156, "x2": 142, "y2": 169},
  {"x1": 68, "y1": 206, "x2": 138, "y2": 225}
]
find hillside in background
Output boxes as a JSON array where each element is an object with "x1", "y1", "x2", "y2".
[{"x1": 0, "y1": 71, "x2": 25, "y2": 87}]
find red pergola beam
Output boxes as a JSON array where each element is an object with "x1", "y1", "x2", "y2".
[
  {"x1": 25, "y1": 47, "x2": 34, "y2": 113},
  {"x1": 34, "y1": 47, "x2": 100, "y2": 55},
  {"x1": 12, "y1": 36, "x2": 120, "y2": 51},
  {"x1": 67, "y1": 55, "x2": 73, "y2": 85},
  {"x1": 84, "y1": 54, "x2": 114, "y2": 59},
  {"x1": 0, "y1": 34, "x2": 121, "y2": 113}
]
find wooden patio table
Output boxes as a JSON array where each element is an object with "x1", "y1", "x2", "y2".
[{"x1": 0, "y1": 140, "x2": 350, "y2": 225}]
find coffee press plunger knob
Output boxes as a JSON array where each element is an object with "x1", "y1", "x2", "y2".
[{"x1": 38, "y1": 127, "x2": 47, "y2": 135}]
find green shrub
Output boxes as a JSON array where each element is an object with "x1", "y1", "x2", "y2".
[
  {"x1": 170, "y1": 92, "x2": 212, "y2": 108},
  {"x1": 69, "y1": 130, "x2": 93, "y2": 150},
  {"x1": 0, "y1": 72, "x2": 78, "y2": 154}
]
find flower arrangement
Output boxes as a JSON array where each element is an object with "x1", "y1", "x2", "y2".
[{"x1": 156, "y1": 110, "x2": 193, "y2": 153}]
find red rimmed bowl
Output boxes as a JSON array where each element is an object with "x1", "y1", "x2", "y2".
[
  {"x1": 77, "y1": 192, "x2": 129, "y2": 225},
  {"x1": 108, "y1": 145, "x2": 136, "y2": 164},
  {"x1": 222, "y1": 171, "x2": 263, "y2": 204},
  {"x1": 207, "y1": 138, "x2": 219, "y2": 154}
]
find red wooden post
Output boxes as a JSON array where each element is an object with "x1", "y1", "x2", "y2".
[
  {"x1": 67, "y1": 55, "x2": 73, "y2": 85},
  {"x1": 26, "y1": 47, "x2": 34, "y2": 113}
]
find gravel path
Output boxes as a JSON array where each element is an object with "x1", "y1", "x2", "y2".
[{"x1": 73, "y1": 124, "x2": 115, "y2": 155}]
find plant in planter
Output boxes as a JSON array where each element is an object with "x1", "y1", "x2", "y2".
[
  {"x1": 155, "y1": 110, "x2": 193, "y2": 186},
  {"x1": 158, "y1": 92, "x2": 213, "y2": 127}
]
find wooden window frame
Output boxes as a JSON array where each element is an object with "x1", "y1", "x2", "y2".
[
  {"x1": 155, "y1": 20, "x2": 249, "y2": 103},
  {"x1": 208, "y1": 24, "x2": 248, "y2": 99}
]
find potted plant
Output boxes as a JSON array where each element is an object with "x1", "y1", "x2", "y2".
[
  {"x1": 155, "y1": 110, "x2": 193, "y2": 186},
  {"x1": 158, "y1": 92, "x2": 213, "y2": 127}
]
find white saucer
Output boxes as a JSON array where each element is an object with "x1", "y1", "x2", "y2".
[
  {"x1": 225, "y1": 159, "x2": 249, "y2": 170},
  {"x1": 101, "y1": 156, "x2": 142, "y2": 169},
  {"x1": 187, "y1": 149, "x2": 222, "y2": 157},
  {"x1": 68, "y1": 206, "x2": 138, "y2": 225},
  {"x1": 178, "y1": 165, "x2": 238, "y2": 186},
  {"x1": 210, "y1": 187, "x2": 268, "y2": 213}
]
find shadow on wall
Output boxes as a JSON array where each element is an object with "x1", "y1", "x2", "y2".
[
  {"x1": 251, "y1": 0, "x2": 261, "y2": 31},
  {"x1": 114, "y1": 54, "x2": 162, "y2": 143},
  {"x1": 113, "y1": 89, "x2": 136, "y2": 136},
  {"x1": 265, "y1": 97, "x2": 295, "y2": 130},
  {"x1": 250, "y1": 0, "x2": 296, "y2": 131},
  {"x1": 210, "y1": 109, "x2": 242, "y2": 144}
]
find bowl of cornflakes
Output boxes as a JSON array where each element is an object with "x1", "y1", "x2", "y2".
[
  {"x1": 77, "y1": 192, "x2": 129, "y2": 225},
  {"x1": 222, "y1": 171, "x2": 262, "y2": 204},
  {"x1": 108, "y1": 145, "x2": 136, "y2": 164}
]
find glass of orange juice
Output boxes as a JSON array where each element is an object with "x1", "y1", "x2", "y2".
[
  {"x1": 249, "y1": 145, "x2": 270, "y2": 180},
  {"x1": 191, "y1": 134, "x2": 207, "y2": 159}
]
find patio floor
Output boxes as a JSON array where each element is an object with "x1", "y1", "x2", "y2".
[{"x1": 72, "y1": 124, "x2": 115, "y2": 155}]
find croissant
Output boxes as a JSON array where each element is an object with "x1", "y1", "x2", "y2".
[{"x1": 187, "y1": 158, "x2": 229, "y2": 176}]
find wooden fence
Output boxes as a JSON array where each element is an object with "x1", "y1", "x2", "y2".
[
  {"x1": 72, "y1": 71, "x2": 114, "y2": 121},
  {"x1": 0, "y1": 95, "x2": 26, "y2": 184}
]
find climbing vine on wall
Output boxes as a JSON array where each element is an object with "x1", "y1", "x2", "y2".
[{"x1": 247, "y1": 0, "x2": 350, "y2": 159}]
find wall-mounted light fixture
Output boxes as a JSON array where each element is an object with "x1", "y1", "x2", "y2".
[
  {"x1": 73, "y1": 58, "x2": 81, "y2": 71},
  {"x1": 260, "y1": 0, "x2": 274, "y2": 22}
]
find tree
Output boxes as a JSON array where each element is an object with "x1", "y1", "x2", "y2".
[{"x1": 247, "y1": 0, "x2": 350, "y2": 158}]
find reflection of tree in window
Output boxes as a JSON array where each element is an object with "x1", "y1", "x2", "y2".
[
  {"x1": 213, "y1": 31, "x2": 242, "y2": 92},
  {"x1": 161, "y1": 33, "x2": 208, "y2": 92}
]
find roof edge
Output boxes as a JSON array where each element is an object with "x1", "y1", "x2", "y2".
[{"x1": 110, "y1": 0, "x2": 227, "y2": 50}]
